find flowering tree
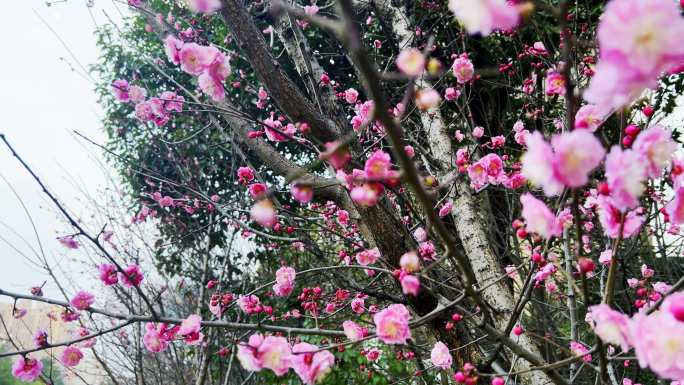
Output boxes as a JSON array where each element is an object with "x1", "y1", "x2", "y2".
[{"x1": 3, "y1": 0, "x2": 684, "y2": 384}]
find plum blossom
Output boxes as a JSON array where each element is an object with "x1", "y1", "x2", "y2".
[
  {"x1": 58, "y1": 236, "x2": 79, "y2": 249},
  {"x1": 588, "y1": 304, "x2": 631, "y2": 351},
  {"x1": 467, "y1": 153, "x2": 505, "y2": 190},
  {"x1": 631, "y1": 308, "x2": 684, "y2": 380},
  {"x1": 447, "y1": 0, "x2": 519, "y2": 36},
  {"x1": 569, "y1": 341, "x2": 592, "y2": 363},
  {"x1": 60, "y1": 346, "x2": 84, "y2": 367},
  {"x1": 400, "y1": 274, "x2": 420, "y2": 296},
  {"x1": 290, "y1": 183, "x2": 313, "y2": 204},
  {"x1": 585, "y1": 0, "x2": 684, "y2": 110},
  {"x1": 273, "y1": 266, "x2": 296, "y2": 297},
  {"x1": 290, "y1": 342, "x2": 335, "y2": 384},
  {"x1": 355, "y1": 248, "x2": 381, "y2": 266},
  {"x1": 344, "y1": 88, "x2": 359, "y2": 104},
  {"x1": 400, "y1": 251, "x2": 421, "y2": 273},
  {"x1": 522, "y1": 131, "x2": 605, "y2": 196},
  {"x1": 364, "y1": 150, "x2": 391, "y2": 180},
  {"x1": 545, "y1": 71, "x2": 566, "y2": 96},
  {"x1": 452, "y1": 54, "x2": 474, "y2": 84},
  {"x1": 414, "y1": 88, "x2": 441, "y2": 110},
  {"x1": 250, "y1": 200, "x2": 277, "y2": 228},
  {"x1": 342, "y1": 320, "x2": 368, "y2": 341},
  {"x1": 179, "y1": 43, "x2": 216, "y2": 75},
  {"x1": 70, "y1": 291, "x2": 95, "y2": 310},
  {"x1": 597, "y1": 196, "x2": 644, "y2": 239},
  {"x1": 445, "y1": 87, "x2": 460, "y2": 101},
  {"x1": 179, "y1": 314, "x2": 204, "y2": 345},
  {"x1": 520, "y1": 193, "x2": 561, "y2": 239},
  {"x1": 143, "y1": 323, "x2": 176, "y2": 353},
  {"x1": 574, "y1": 104, "x2": 607, "y2": 131},
  {"x1": 605, "y1": 146, "x2": 647, "y2": 211},
  {"x1": 666, "y1": 185, "x2": 684, "y2": 225},
  {"x1": 373, "y1": 304, "x2": 411, "y2": 344},
  {"x1": 430, "y1": 341, "x2": 452, "y2": 369},
  {"x1": 120, "y1": 264, "x2": 144, "y2": 288},
  {"x1": 111, "y1": 79, "x2": 130, "y2": 102},
  {"x1": 237, "y1": 334, "x2": 292, "y2": 376},
  {"x1": 187, "y1": 0, "x2": 221, "y2": 13},
  {"x1": 350, "y1": 183, "x2": 383, "y2": 207},
  {"x1": 99, "y1": 263, "x2": 118, "y2": 286},
  {"x1": 163, "y1": 35, "x2": 183, "y2": 65},
  {"x1": 11, "y1": 356, "x2": 43, "y2": 382},
  {"x1": 632, "y1": 125, "x2": 677, "y2": 178},
  {"x1": 396, "y1": 48, "x2": 425, "y2": 76},
  {"x1": 237, "y1": 295, "x2": 262, "y2": 314},
  {"x1": 438, "y1": 201, "x2": 453, "y2": 217}
]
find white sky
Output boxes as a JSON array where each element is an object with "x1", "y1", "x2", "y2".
[{"x1": 0, "y1": 1, "x2": 127, "y2": 298}]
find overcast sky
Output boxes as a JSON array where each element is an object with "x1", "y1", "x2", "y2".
[{"x1": 0, "y1": 1, "x2": 128, "y2": 298}]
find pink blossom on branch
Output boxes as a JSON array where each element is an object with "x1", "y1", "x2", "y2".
[
  {"x1": 60, "y1": 346, "x2": 84, "y2": 367},
  {"x1": 374, "y1": 304, "x2": 411, "y2": 344},
  {"x1": 290, "y1": 342, "x2": 335, "y2": 384},
  {"x1": 273, "y1": 266, "x2": 296, "y2": 297},
  {"x1": 430, "y1": 341, "x2": 453, "y2": 369},
  {"x1": 447, "y1": 0, "x2": 520, "y2": 36},
  {"x1": 187, "y1": 0, "x2": 222, "y2": 13},
  {"x1": 520, "y1": 193, "x2": 561, "y2": 239},
  {"x1": 521, "y1": 131, "x2": 605, "y2": 196},
  {"x1": 70, "y1": 291, "x2": 95, "y2": 310},
  {"x1": 11, "y1": 356, "x2": 43, "y2": 382}
]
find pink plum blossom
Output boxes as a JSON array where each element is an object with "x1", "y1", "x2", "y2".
[
  {"x1": 438, "y1": 201, "x2": 453, "y2": 217},
  {"x1": 290, "y1": 183, "x2": 313, "y2": 204},
  {"x1": 430, "y1": 341, "x2": 452, "y2": 369},
  {"x1": 237, "y1": 334, "x2": 292, "y2": 376},
  {"x1": 520, "y1": 193, "x2": 561, "y2": 239},
  {"x1": 396, "y1": 48, "x2": 425, "y2": 76},
  {"x1": 574, "y1": 104, "x2": 607, "y2": 132},
  {"x1": 58, "y1": 236, "x2": 79, "y2": 249},
  {"x1": 400, "y1": 251, "x2": 421, "y2": 273},
  {"x1": 605, "y1": 146, "x2": 647, "y2": 211},
  {"x1": 414, "y1": 88, "x2": 441, "y2": 110},
  {"x1": 355, "y1": 248, "x2": 381, "y2": 266},
  {"x1": 570, "y1": 341, "x2": 592, "y2": 363},
  {"x1": 179, "y1": 43, "x2": 215, "y2": 75},
  {"x1": 178, "y1": 314, "x2": 203, "y2": 345},
  {"x1": 273, "y1": 266, "x2": 296, "y2": 297},
  {"x1": 237, "y1": 167, "x2": 255, "y2": 184},
  {"x1": 588, "y1": 304, "x2": 631, "y2": 351},
  {"x1": 163, "y1": 35, "x2": 183, "y2": 65},
  {"x1": 522, "y1": 131, "x2": 605, "y2": 196},
  {"x1": 350, "y1": 183, "x2": 382, "y2": 207},
  {"x1": 60, "y1": 346, "x2": 84, "y2": 367},
  {"x1": 666, "y1": 185, "x2": 684, "y2": 225},
  {"x1": 187, "y1": 0, "x2": 221, "y2": 13},
  {"x1": 632, "y1": 125, "x2": 677, "y2": 179},
  {"x1": 111, "y1": 79, "x2": 130, "y2": 102},
  {"x1": 99, "y1": 263, "x2": 118, "y2": 285},
  {"x1": 400, "y1": 274, "x2": 420, "y2": 296},
  {"x1": 344, "y1": 88, "x2": 359, "y2": 104},
  {"x1": 364, "y1": 150, "x2": 391, "y2": 180},
  {"x1": 11, "y1": 356, "x2": 43, "y2": 382},
  {"x1": 237, "y1": 295, "x2": 262, "y2": 314},
  {"x1": 585, "y1": 0, "x2": 684, "y2": 110},
  {"x1": 631, "y1": 309, "x2": 684, "y2": 380},
  {"x1": 70, "y1": 291, "x2": 95, "y2": 310},
  {"x1": 250, "y1": 200, "x2": 277, "y2": 228},
  {"x1": 447, "y1": 0, "x2": 519, "y2": 35},
  {"x1": 290, "y1": 342, "x2": 335, "y2": 384},
  {"x1": 373, "y1": 304, "x2": 411, "y2": 344},
  {"x1": 342, "y1": 320, "x2": 368, "y2": 341},
  {"x1": 452, "y1": 54, "x2": 474, "y2": 84},
  {"x1": 545, "y1": 71, "x2": 566, "y2": 96},
  {"x1": 597, "y1": 196, "x2": 644, "y2": 239},
  {"x1": 120, "y1": 264, "x2": 144, "y2": 288}
]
